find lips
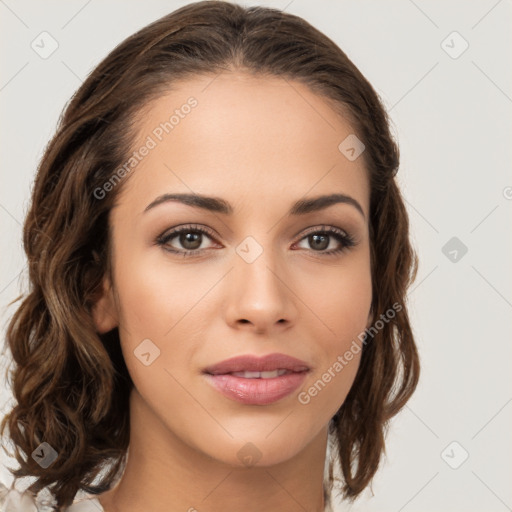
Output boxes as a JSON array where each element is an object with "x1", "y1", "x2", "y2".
[
  {"x1": 203, "y1": 353, "x2": 310, "y2": 375},
  {"x1": 203, "y1": 353, "x2": 310, "y2": 405}
]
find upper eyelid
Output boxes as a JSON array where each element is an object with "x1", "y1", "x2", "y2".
[
  {"x1": 300, "y1": 225, "x2": 350, "y2": 237},
  {"x1": 159, "y1": 224, "x2": 217, "y2": 240}
]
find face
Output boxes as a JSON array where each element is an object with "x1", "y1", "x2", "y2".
[{"x1": 93, "y1": 72, "x2": 373, "y2": 468}]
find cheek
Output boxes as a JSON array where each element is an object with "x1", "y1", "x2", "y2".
[
  {"x1": 295, "y1": 258, "x2": 371, "y2": 411},
  {"x1": 112, "y1": 255, "x2": 204, "y2": 416},
  {"x1": 113, "y1": 248, "x2": 206, "y2": 338},
  {"x1": 297, "y1": 276, "x2": 369, "y2": 417},
  {"x1": 300, "y1": 258, "x2": 372, "y2": 351},
  {"x1": 111, "y1": 249, "x2": 218, "y2": 394}
]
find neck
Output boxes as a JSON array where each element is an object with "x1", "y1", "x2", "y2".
[{"x1": 99, "y1": 388, "x2": 329, "y2": 512}]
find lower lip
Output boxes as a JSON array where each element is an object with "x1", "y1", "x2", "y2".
[{"x1": 204, "y1": 371, "x2": 308, "y2": 405}]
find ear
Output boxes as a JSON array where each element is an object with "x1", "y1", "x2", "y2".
[{"x1": 91, "y1": 275, "x2": 119, "y2": 334}]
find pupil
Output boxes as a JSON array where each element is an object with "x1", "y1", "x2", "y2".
[
  {"x1": 181, "y1": 232, "x2": 201, "y2": 250},
  {"x1": 311, "y1": 234, "x2": 328, "y2": 250}
]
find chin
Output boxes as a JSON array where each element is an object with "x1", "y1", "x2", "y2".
[{"x1": 194, "y1": 426, "x2": 316, "y2": 469}]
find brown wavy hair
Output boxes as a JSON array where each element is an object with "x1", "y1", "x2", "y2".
[{"x1": 0, "y1": 1, "x2": 419, "y2": 509}]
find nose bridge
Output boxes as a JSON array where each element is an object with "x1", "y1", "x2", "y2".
[
  {"x1": 235, "y1": 234, "x2": 283, "y2": 299},
  {"x1": 226, "y1": 233, "x2": 295, "y2": 330}
]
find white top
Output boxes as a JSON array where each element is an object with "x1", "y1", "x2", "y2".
[
  {"x1": 65, "y1": 494, "x2": 104, "y2": 511},
  {"x1": 69, "y1": 494, "x2": 334, "y2": 511},
  {"x1": 1, "y1": 481, "x2": 334, "y2": 511},
  {"x1": 68, "y1": 493, "x2": 335, "y2": 512},
  {"x1": 0, "y1": 483, "x2": 102, "y2": 512}
]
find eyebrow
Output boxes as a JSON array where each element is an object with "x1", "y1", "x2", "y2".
[{"x1": 144, "y1": 192, "x2": 365, "y2": 219}]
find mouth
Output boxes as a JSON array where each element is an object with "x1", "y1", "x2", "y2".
[
  {"x1": 202, "y1": 353, "x2": 310, "y2": 405},
  {"x1": 228, "y1": 369, "x2": 293, "y2": 378},
  {"x1": 203, "y1": 352, "x2": 310, "y2": 375}
]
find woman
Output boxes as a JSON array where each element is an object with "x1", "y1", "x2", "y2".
[{"x1": 0, "y1": 2, "x2": 419, "y2": 511}]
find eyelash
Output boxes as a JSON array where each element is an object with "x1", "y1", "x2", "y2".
[{"x1": 155, "y1": 223, "x2": 357, "y2": 258}]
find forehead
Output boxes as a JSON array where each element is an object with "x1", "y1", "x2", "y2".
[{"x1": 116, "y1": 72, "x2": 369, "y2": 218}]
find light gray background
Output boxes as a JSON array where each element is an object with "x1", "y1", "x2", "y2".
[{"x1": 1, "y1": 1, "x2": 511, "y2": 511}]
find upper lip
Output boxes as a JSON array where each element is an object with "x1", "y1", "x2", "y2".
[{"x1": 203, "y1": 353, "x2": 310, "y2": 375}]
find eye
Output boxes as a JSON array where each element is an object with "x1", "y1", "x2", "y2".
[
  {"x1": 155, "y1": 224, "x2": 218, "y2": 257},
  {"x1": 155, "y1": 224, "x2": 357, "y2": 258},
  {"x1": 293, "y1": 225, "x2": 356, "y2": 256}
]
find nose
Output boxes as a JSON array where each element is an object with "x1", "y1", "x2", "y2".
[{"x1": 223, "y1": 245, "x2": 298, "y2": 335}]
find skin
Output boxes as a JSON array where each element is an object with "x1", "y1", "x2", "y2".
[{"x1": 92, "y1": 72, "x2": 373, "y2": 512}]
